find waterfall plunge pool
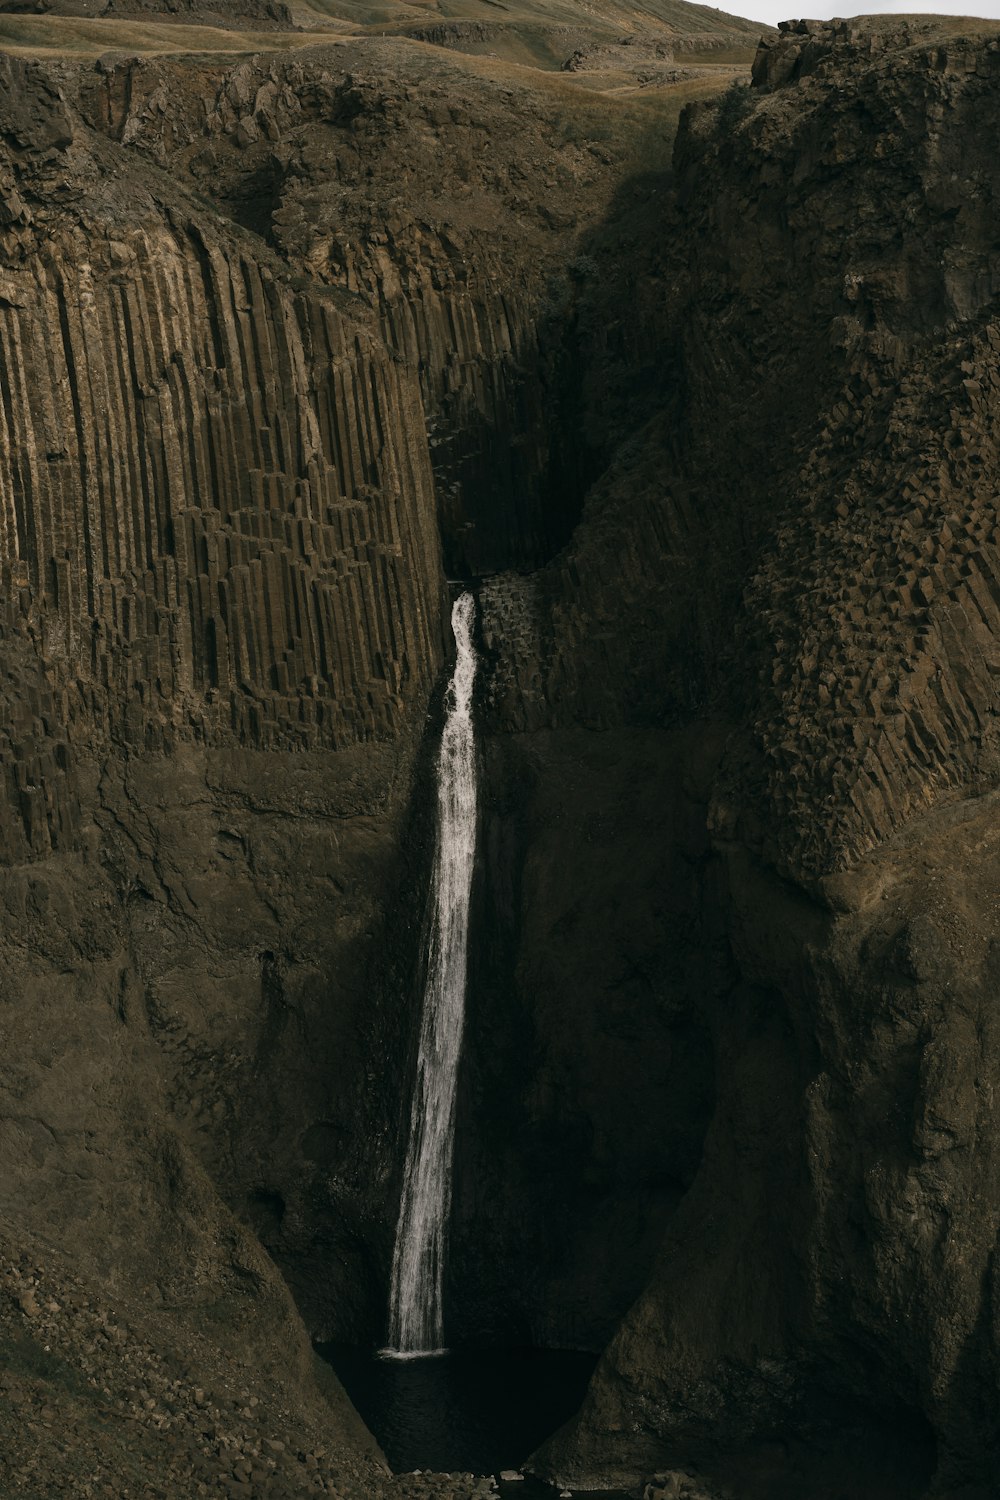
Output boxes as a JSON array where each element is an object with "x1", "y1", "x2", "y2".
[
  {"x1": 325, "y1": 598, "x2": 626, "y2": 1497},
  {"x1": 315, "y1": 1344, "x2": 626, "y2": 1496}
]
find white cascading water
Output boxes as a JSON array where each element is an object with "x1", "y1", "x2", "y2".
[{"x1": 387, "y1": 591, "x2": 479, "y2": 1355}]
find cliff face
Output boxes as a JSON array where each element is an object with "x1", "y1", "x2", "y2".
[
  {"x1": 11, "y1": 0, "x2": 296, "y2": 23},
  {"x1": 525, "y1": 18, "x2": 1000, "y2": 1499},
  {"x1": 0, "y1": 44, "x2": 453, "y2": 1494},
  {"x1": 0, "y1": 52, "x2": 445, "y2": 764},
  {"x1": 0, "y1": 16, "x2": 746, "y2": 1491},
  {"x1": 710, "y1": 20, "x2": 1000, "y2": 888},
  {"x1": 103, "y1": 0, "x2": 295, "y2": 21},
  {"x1": 15, "y1": 7, "x2": 1000, "y2": 1499},
  {"x1": 78, "y1": 40, "x2": 668, "y2": 576},
  {"x1": 48, "y1": 35, "x2": 702, "y2": 1353}
]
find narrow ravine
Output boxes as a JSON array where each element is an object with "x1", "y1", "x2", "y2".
[{"x1": 388, "y1": 590, "x2": 479, "y2": 1355}]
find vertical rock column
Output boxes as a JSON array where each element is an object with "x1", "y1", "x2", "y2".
[{"x1": 0, "y1": 215, "x2": 446, "y2": 771}]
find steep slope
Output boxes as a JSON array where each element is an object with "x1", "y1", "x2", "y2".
[
  {"x1": 24, "y1": 7, "x2": 1000, "y2": 1500},
  {"x1": 0, "y1": 44, "x2": 442, "y2": 1497},
  {"x1": 520, "y1": 17, "x2": 1000, "y2": 1500},
  {"x1": 0, "y1": 15, "x2": 751, "y2": 1495},
  {"x1": 292, "y1": 0, "x2": 768, "y2": 73}
]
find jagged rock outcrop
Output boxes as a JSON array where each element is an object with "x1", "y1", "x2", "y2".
[
  {"x1": 104, "y1": 0, "x2": 295, "y2": 25},
  {"x1": 522, "y1": 17, "x2": 1000, "y2": 1499},
  {"x1": 707, "y1": 18, "x2": 1000, "y2": 886}
]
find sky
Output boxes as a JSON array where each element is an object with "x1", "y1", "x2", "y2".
[{"x1": 721, "y1": 0, "x2": 1000, "y2": 25}]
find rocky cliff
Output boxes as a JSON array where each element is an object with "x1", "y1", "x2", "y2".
[
  {"x1": 0, "y1": 7, "x2": 755, "y2": 1495},
  {"x1": 13, "y1": 6, "x2": 1000, "y2": 1500},
  {"x1": 0, "y1": 39, "x2": 450, "y2": 1499},
  {"x1": 523, "y1": 16, "x2": 1000, "y2": 1500}
]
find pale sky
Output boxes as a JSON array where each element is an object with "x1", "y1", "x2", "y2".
[{"x1": 722, "y1": 0, "x2": 1000, "y2": 25}]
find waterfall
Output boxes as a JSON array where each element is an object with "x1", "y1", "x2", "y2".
[{"x1": 387, "y1": 591, "x2": 479, "y2": 1355}]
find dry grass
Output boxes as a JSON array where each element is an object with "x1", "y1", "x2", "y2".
[
  {"x1": 0, "y1": 0, "x2": 771, "y2": 66},
  {"x1": 287, "y1": 0, "x2": 770, "y2": 77},
  {"x1": 849, "y1": 9, "x2": 1000, "y2": 30},
  {"x1": 609, "y1": 70, "x2": 743, "y2": 140},
  {"x1": 683, "y1": 45, "x2": 761, "y2": 64},
  {"x1": 290, "y1": 0, "x2": 768, "y2": 38},
  {"x1": 290, "y1": 0, "x2": 404, "y2": 25},
  {"x1": 0, "y1": 14, "x2": 332, "y2": 55},
  {"x1": 0, "y1": 0, "x2": 744, "y2": 160},
  {"x1": 352, "y1": 30, "x2": 738, "y2": 101}
]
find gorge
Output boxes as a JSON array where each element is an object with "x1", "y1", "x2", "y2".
[{"x1": 3, "y1": 3, "x2": 1000, "y2": 1500}]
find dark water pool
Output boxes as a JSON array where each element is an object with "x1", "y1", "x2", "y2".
[{"x1": 315, "y1": 1344, "x2": 604, "y2": 1483}]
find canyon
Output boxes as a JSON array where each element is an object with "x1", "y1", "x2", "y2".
[{"x1": 2, "y1": 3, "x2": 1000, "y2": 1499}]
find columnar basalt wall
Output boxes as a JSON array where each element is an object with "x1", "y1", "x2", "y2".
[
  {"x1": 0, "y1": 49, "x2": 451, "y2": 1480},
  {"x1": 0, "y1": 50, "x2": 449, "y2": 876},
  {"x1": 672, "y1": 22, "x2": 1000, "y2": 885},
  {"x1": 76, "y1": 43, "x2": 656, "y2": 576},
  {"x1": 0, "y1": 221, "x2": 443, "y2": 754},
  {"x1": 0, "y1": 36, "x2": 695, "y2": 1465},
  {"x1": 318, "y1": 228, "x2": 570, "y2": 576}
]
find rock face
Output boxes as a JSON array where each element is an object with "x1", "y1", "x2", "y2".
[
  {"x1": 525, "y1": 16, "x2": 1000, "y2": 1500},
  {"x1": 0, "y1": 0, "x2": 295, "y2": 20},
  {"x1": 93, "y1": 49, "x2": 581, "y2": 577},
  {"x1": 15, "y1": 7, "x2": 1000, "y2": 1500},
  {"x1": 104, "y1": 0, "x2": 295, "y2": 24},
  {"x1": 52, "y1": 33, "x2": 707, "y2": 1356},
  {"x1": 0, "y1": 42, "x2": 448, "y2": 1493},
  {"x1": 0, "y1": 14, "x2": 753, "y2": 1494}
]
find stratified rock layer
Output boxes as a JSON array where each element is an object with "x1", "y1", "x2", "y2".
[{"x1": 104, "y1": 0, "x2": 295, "y2": 24}]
